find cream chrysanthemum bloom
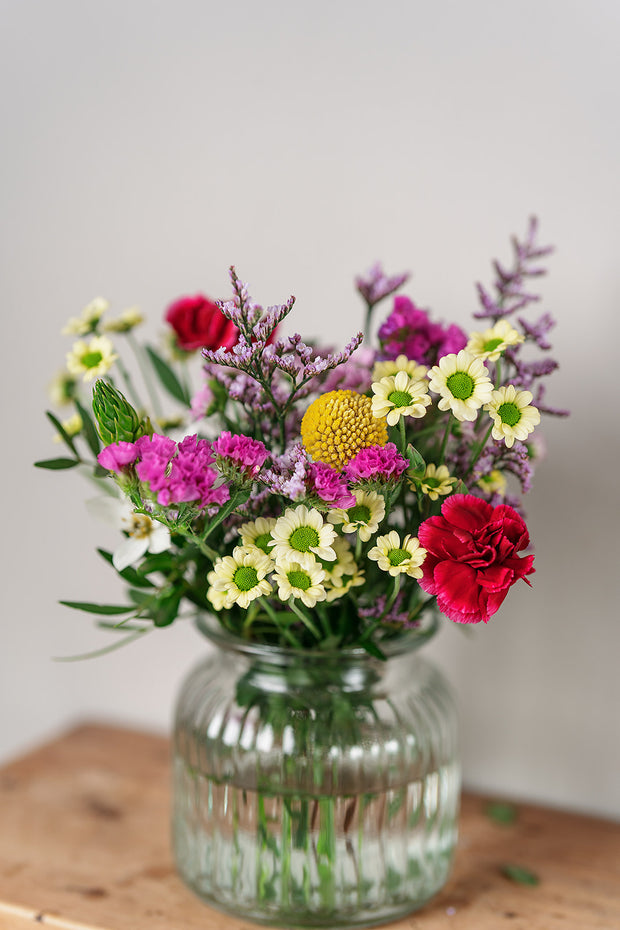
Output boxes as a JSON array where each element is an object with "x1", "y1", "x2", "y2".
[
  {"x1": 319, "y1": 536, "x2": 357, "y2": 584},
  {"x1": 477, "y1": 469, "x2": 507, "y2": 496},
  {"x1": 273, "y1": 559, "x2": 327, "y2": 608},
  {"x1": 327, "y1": 489, "x2": 386, "y2": 542},
  {"x1": 301, "y1": 390, "x2": 388, "y2": 470},
  {"x1": 409, "y1": 463, "x2": 456, "y2": 501},
  {"x1": 372, "y1": 355, "x2": 428, "y2": 383},
  {"x1": 103, "y1": 307, "x2": 144, "y2": 333},
  {"x1": 428, "y1": 350, "x2": 494, "y2": 422},
  {"x1": 325, "y1": 567, "x2": 365, "y2": 602},
  {"x1": 368, "y1": 531, "x2": 427, "y2": 578},
  {"x1": 466, "y1": 319, "x2": 524, "y2": 362},
  {"x1": 206, "y1": 570, "x2": 228, "y2": 612},
  {"x1": 270, "y1": 505, "x2": 337, "y2": 570},
  {"x1": 485, "y1": 385, "x2": 541, "y2": 448},
  {"x1": 62, "y1": 298, "x2": 109, "y2": 335},
  {"x1": 210, "y1": 547, "x2": 273, "y2": 609},
  {"x1": 239, "y1": 517, "x2": 277, "y2": 560},
  {"x1": 66, "y1": 335, "x2": 118, "y2": 382},
  {"x1": 371, "y1": 370, "x2": 432, "y2": 426}
]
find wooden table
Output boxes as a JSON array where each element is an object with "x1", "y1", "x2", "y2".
[{"x1": 0, "y1": 724, "x2": 618, "y2": 930}]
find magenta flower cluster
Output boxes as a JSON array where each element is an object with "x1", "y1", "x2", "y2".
[
  {"x1": 97, "y1": 434, "x2": 229, "y2": 508},
  {"x1": 306, "y1": 462, "x2": 356, "y2": 508},
  {"x1": 211, "y1": 431, "x2": 269, "y2": 478},
  {"x1": 377, "y1": 296, "x2": 466, "y2": 366},
  {"x1": 344, "y1": 443, "x2": 408, "y2": 483}
]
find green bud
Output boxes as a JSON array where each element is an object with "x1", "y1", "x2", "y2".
[{"x1": 91, "y1": 380, "x2": 150, "y2": 444}]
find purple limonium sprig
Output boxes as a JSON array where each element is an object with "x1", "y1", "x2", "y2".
[
  {"x1": 356, "y1": 262, "x2": 410, "y2": 342},
  {"x1": 359, "y1": 591, "x2": 419, "y2": 628},
  {"x1": 260, "y1": 443, "x2": 308, "y2": 501},
  {"x1": 321, "y1": 346, "x2": 376, "y2": 394},
  {"x1": 474, "y1": 216, "x2": 554, "y2": 321}
]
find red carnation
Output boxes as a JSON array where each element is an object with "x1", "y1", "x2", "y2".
[
  {"x1": 417, "y1": 494, "x2": 534, "y2": 624},
  {"x1": 165, "y1": 294, "x2": 239, "y2": 352}
]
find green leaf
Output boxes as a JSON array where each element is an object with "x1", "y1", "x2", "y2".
[
  {"x1": 75, "y1": 399, "x2": 101, "y2": 457},
  {"x1": 146, "y1": 345, "x2": 190, "y2": 405},
  {"x1": 45, "y1": 410, "x2": 78, "y2": 456},
  {"x1": 485, "y1": 801, "x2": 518, "y2": 825},
  {"x1": 34, "y1": 457, "x2": 80, "y2": 470},
  {"x1": 202, "y1": 488, "x2": 252, "y2": 542},
  {"x1": 359, "y1": 638, "x2": 387, "y2": 661},
  {"x1": 138, "y1": 552, "x2": 176, "y2": 575},
  {"x1": 150, "y1": 588, "x2": 183, "y2": 627},
  {"x1": 59, "y1": 600, "x2": 135, "y2": 615},
  {"x1": 454, "y1": 479, "x2": 469, "y2": 495},
  {"x1": 406, "y1": 444, "x2": 426, "y2": 477},
  {"x1": 501, "y1": 864, "x2": 540, "y2": 886},
  {"x1": 128, "y1": 588, "x2": 153, "y2": 606},
  {"x1": 96, "y1": 549, "x2": 155, "y2": 588}
]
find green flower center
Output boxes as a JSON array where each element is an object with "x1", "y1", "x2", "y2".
[
  {"x1": 387, "y1": 390, "x2": 412, "y2": 408},
  {"x1": 388, "y1": 548, "x2": 409, "y2": 566},
  {"x1": 289, "y1": 525, "x2": 320, "y2": 553},
  {"x1": 446, "y1": 371, "x2": 475, "y2": 400},
  {"x1": 81, "y1": 351, "x2": 103, "y2": 369},
  {"x1": 497, "y1": 402, "x2": 522, "y2": 427},
  {"x1": 347, "y1": 504, "x2": 371, "y2": 524},
  {"x1": 483, "y1": 337, "x2": 504, "y2": 353},
  {"x1": 287, "y1": 570, "x2": 311, "y2": 591},
  {"x1": 423, "y1": 477, "x2": 441, "y2": 489},
  {"x1": 233, "y1": 565, "x2": 259, "y2": 591},
  {"x1": 254, "y1": 532, "x2": 273, "y2": 555}
]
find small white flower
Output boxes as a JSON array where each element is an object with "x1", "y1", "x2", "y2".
[
  {"x1": 66, "y1": 335, "x2": 118, "y2": 382},
  {"x1": 428, "y1": 350, "x2": 494, "y2": 422},
  {"x1": 368, "y1": 531, "x2": 427, "y2": 578},
  {"x1": 210, "y1": 547, "x2": 273, "y2": 609},
  {"x1": 327, "y1": 489, "x2": 386, "y2": 542},
  {"x1": 466, "y1": 320, "x2": 524, "y2": 362},
  {"x1": 62, "y1": 298, "x2": 109, "y2": 335},
  {"x1": 273, "y1": 559, "x2": 327, "y2": 609},
  {"x1": 270, "y1": 505, "x2": 337, "y2": 570},
  {"x1": 239, "y1": 517, "x2": 277, "y2": 562},
  {"x1": 86, "y1": 496, "x2": 171, "y2": 571},
  {"x1": 371, "y1": 370, "x2": 432, "y2": 426},
  {"x1": 372, "y1": 355, "x2": 428, "y2": 383},
  {"x1": 484, "y1": 385, "x2": 541, "y2": 448}
]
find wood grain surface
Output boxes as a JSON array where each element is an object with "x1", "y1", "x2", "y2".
[{"x1": 0, "y1": 724, "x2": 618, "y2": 930}]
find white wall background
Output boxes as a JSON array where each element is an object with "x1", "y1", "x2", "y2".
[{"x1": 1, "y1": 0, "x2": 619, "y2": 818}]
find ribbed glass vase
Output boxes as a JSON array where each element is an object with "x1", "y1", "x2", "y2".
[{"x1": 172, "y1": 615, "x2": 460, "y2": 928}]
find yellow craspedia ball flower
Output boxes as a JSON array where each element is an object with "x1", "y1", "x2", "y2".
[{"x1": 301, "y1": 390, "x2": 388, "y2": 471}]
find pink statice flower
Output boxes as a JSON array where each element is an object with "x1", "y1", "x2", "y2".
[
  {"x1": 97, "y1": 441, "x2": 139, "y2": 473},
  {"x1": 211, "y1": 431, "x2": 269, "y2": 479},
  {"x1": 378, "y1": 295, "x2": 467, "y2": 366},
  {"x1": 307, "y1": 462, "x2": 356, "y2": 508},
  {"x1": 190, "y1": 380, "x2": 215, "y2": 420},
  {"x1": 344, "y1": 443, "x2": 408, "y2": 483},
  {"x1": 135, "y1": 433, "x2": 228, "y2": 508}
]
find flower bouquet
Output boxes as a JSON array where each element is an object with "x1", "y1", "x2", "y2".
[{"x1": 38, "y1": 218, "x2": 565, "y2": 927}]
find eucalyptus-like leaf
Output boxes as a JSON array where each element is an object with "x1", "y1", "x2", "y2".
[
  {"x1": 59, "y1": 600, "x2": 135, "y2": 615},
  {"x1": 75, "y1": 400, "x2": 101, "y2": 456},
  {"x1": 146, "y1": 345, "x2": 190, "y2": 405},
  {"x1": 34, "y1": 457, "x2": 80, "y2": 470},
  {"x1": 45, "y1": 410, "x2": 78, "y2": 456}
]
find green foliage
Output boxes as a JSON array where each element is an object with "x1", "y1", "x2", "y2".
[
  {"x1": 34, "y1": 457, "x2": 79, "y2": 470},
  {"x1": 501, "y1": 863, "x2": 540, "y2": 886},
  {"x1": 146, "y1": 345, "x2": 190, "y2": 405}
]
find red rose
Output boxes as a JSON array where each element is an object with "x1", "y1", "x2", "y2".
[
  {"x1": 165, "y1": 294, "x2": 239, "y2": 352},
  {"x1": 417, "y1": 494, "x2": 534, "y2": 624}
]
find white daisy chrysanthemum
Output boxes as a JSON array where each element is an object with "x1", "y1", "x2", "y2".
[
  {"x1": 66, "y1": 335, "x2": 118, "y2": 382},
  {"x1": 466, "y1": 319, "x2": 524, "y2": 362},
  {"x1": 325, "y1": 567, "x2": 365, "y2": 602},
  {"x1": 86, "y1": 496, "x2": 171, "y2": 572},
  {"x1": 62, "y1": 298, "x2": 109, "y2": 335},
  {"x1": 371, "y1": 370, "x2": 432, "y2": 426},
  {"x1": 48, "y1": 370, "x2": 76, "y2": 407},
  {"x1": 270, "y1": 505, "x2": 337, "y2": 570},
  {"x1": 102, "y1": 307, "x2": 144, "y2": 333},
  {"x1": 327, "y1": 489, "x2": 386, "y2": 542},
  {"x1": 368, "y1": 531, "x2": 427, "y2": 578},
  {"x1": 239, "y1": 517, "x2": 277, "y2": 561},
  {"x1": 206, "y1": 569, "x2": 228, "y2": 612},
  {"x1": 318, "y1": 536, "x2": 358, "y2": 585},
  {"x1": 372, "y1": 355, "x2": 428, "y2": 383},
  {"x1": 427, "y1": 350, "x2": 494, "y2": 422},
  {"x1": 273, "y1": 559, "x2": 327, "y2": 608},
  {"x1": 409, "y1": 463, "x2": 456, "y2": 501},
  {"x1": 210, "y1": 547, "x2": 273, "y2": 609},
  {"x1": 484, "y1": 385, "x2": 541, "y2": 448},
  {"x1": 477, "y1": 469, "x2": 507, "y2": 496}
]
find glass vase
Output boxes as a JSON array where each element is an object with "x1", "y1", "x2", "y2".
[{"x1": 172, "y1": 615, "x2": 460, "y2": 928}]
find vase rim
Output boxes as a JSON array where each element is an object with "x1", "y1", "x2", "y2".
[{"x1": 194, "y1": 610, "x2": 439, "y2": 663}]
